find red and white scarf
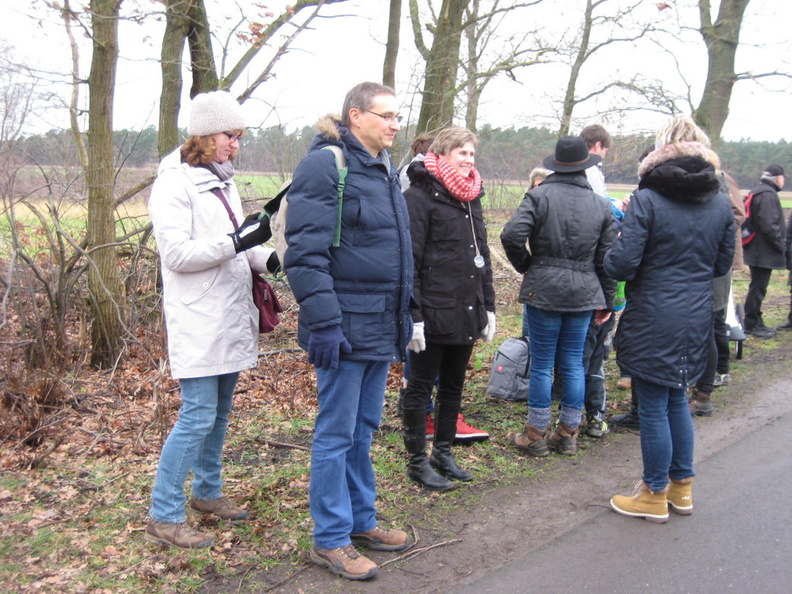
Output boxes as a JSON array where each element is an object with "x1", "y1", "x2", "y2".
[{"x1": 423, "y1": 152, "x2": 482, "y2": 202}]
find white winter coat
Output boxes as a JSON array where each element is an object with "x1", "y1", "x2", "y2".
[{"x1": 149, "y1": 149, "x2": 274, "y2": 379}]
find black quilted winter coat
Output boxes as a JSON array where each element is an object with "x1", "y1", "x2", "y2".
[
  {"x1": 404, "y1": 161, "x2": 495, "y2": 344},
  {"x1": 604, "y1": 144, "x2": 735, "y2": 388},
  {"x1": 500, "y1": 172, "x2": 616, "y2": 312}
]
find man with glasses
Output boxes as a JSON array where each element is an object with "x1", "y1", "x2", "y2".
[{"x1": 284, "y1": 82, "x2": 413, "y2": 580}]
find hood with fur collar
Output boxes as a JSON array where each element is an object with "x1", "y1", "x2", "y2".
[
  {"x1": 638, "y1": 141, "x2": 720, "y2": 205},
  {"x1": 316, "y1": 114, "x2": 342, "y2": 140}
]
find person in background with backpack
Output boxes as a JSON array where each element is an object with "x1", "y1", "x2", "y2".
[
  {"x1": 284, "y1": 82, "x2": 412, "y2": 581},
  {"x1": 400, "y1": 127, "x2": 496, "y2": 492},
  {"x1": 145, "y1": 91, "x2": 278, "y2": 549},
  {"x1": 742, "y1": 164, "x2": 786, "y2": 338}
]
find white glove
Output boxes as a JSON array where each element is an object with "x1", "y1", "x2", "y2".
[
  {"x1": 482, "y1": 311, "x2": 497, "y2": 342},
  {"x1": 408, "y1": 322, "x2": 426, "y2": 353}
]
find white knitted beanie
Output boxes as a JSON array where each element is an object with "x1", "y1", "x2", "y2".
[{"x1": 188, "y1": 91, "x2": 246, "y2": 137}]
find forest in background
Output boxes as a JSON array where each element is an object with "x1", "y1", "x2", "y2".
[{"x1": 16, "y1": 124, "x2": 791, "y2": 190}]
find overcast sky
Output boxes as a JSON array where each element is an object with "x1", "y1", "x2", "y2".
[{"x1": 3, "y1": 0, "x2": 791, "y2": 142}]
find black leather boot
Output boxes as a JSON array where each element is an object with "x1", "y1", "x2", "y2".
[
  {"x1": 430, "y1": 403, "x2": 473, "y2": 482},
  {"x1": 403, "y1": 408, "x2": 455, "y2": 491},
  {"x1": 611, "y1": 386, "x2": 640, "y2": 429}
]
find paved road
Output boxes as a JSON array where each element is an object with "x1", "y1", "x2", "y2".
[{"x1": 460, "y1": 410, "x2": 792, "y2": 594}]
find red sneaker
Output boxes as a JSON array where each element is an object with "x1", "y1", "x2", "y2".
[
  {"x1": 454, "y1": 414, "x2": 489, "y2": 442},
  {"x1": 425, "y1": 414, "x2": 435, "y2": 439}
]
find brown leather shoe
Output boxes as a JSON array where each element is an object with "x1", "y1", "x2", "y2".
[
  {"x1": 310, "y1": 545, "x2": 378, "y2": 580},
  {"x1": 351, "y1": 525, "x2": 409, "y2": 551},
  {"x1": 144, "y1": 520, "x2": 213, "y2": 549},
  {"x1": 507, "y1": 423, "x2": 550, "y2": 456},
  {"x1": 189, "y1": 496, "x2": 249, "y2": 521},
  {"x1": 547, "y1": 423, "x2": 579, "y2": 455}
]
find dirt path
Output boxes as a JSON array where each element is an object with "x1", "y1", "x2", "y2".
[{"x1": 230, "y1": 338, "x2": 792, "y2": 594}]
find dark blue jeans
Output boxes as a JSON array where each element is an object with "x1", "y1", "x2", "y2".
[
  {"x1": 634, "y1": 376, "x2": 695, "y2": 492},
  {"x1": 525, "y1": 306, "x2": 592, "y2": 414}
]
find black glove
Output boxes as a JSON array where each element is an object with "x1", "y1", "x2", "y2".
[
  {"x1": 266, "y1": 251, "x2": 281, "y2": 273},
  {"x1": 229, "y1": 212, "x2": 271, "y2": 253}
]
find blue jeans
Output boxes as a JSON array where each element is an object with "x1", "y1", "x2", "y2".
[
  {"x1": 634, "y1": 376, "x2": 695, "y2": 492},
  {"x1": 311, "y1": 360, "x2": 390, "y2": 549},
  {"x1": 525, "y1": 306, "x2": 592, "y2": 415},
  {"x1": 150, "y1": 372, "x2": 239, "y2": 523}
]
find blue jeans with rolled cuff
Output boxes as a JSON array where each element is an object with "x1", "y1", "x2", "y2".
[{"x1": 150, "y1": 372, "x2": 239, "y2": 523}]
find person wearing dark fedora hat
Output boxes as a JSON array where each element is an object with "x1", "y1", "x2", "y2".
[
  {"x1": 542, "y1": 136, "x2": 601, "y2": 173},
  {"x1": 501, "y1": 135, "x2": 616, "y2": 458}
]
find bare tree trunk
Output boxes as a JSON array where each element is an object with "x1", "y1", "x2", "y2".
[
  {"x1": 416, "y1": 0, "x2": 472, "y2": 134},
  {"x1": 158, "y1": 0, "x2": 218, "y2": 157},
  {"x1": 693, "y1": 0, "x2": 751, "y2": 147},
  {"x1": 158, "y1": 0, "x2": 189, "y2": 157},
  {"x1": 86, "y1": 0, "x2": 126, "y2": 368},
  {"x1": 559, "y1": 0, "x2": 594, "y2": 136},
  {"x1": 186, "y1": 0, "x2": 219, "y2": 97},
  {"x1": 383, "y1": 0, "x2": 402, "y2": 90}
]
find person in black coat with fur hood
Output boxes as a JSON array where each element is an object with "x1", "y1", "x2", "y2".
[{"x1": 606, "y1": 116, "x2": 734, "y2": 523}]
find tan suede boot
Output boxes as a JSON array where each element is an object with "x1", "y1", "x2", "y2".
[
  {"x1": 507, "y1": 424, "x2": 549, "y2": 457},
  {"x1": 668, "y1": 477, "x2": 694, "y2": 515},
  {"x1": 547, "y1": 423, "x2": 579, "y2": 455},
  {"x1": 610, "y1": 481, "x2": 670, "y2": 523}
]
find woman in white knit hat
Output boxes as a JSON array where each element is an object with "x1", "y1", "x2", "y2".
[{"x1": 145, "y1": 90, "x2": 279, "y2": 549}]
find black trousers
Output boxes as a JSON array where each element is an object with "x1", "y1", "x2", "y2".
[
  {"x1": 403, "y1": 343, "x2": 474, "y2": 413},
  {"x1": 744, "y1": 266, "x2": 773, "y2": 330}
]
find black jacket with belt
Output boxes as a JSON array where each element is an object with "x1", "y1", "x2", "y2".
[{"x1": 500, "y1": 172, "x2": 616, "y2": 312}]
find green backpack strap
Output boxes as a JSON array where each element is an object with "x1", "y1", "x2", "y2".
[{"x1": 321, "y1": 145, "x2": 347, "y2": 248}]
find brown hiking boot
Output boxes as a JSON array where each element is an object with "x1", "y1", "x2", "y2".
[
  {"x1": 507, "y1": 424, "x2": 549, "y2": 456},
  {"x1": 547, "y1": 423, "x2": 579, "y2": 455},
  {"x1": 310, "y1": 544, "x2": 378, "y2": 580},
  {"x1": 668, "y1": 477, "x2": 694, "y2": 515},
  {"x1": 351, "y1": 525, "x2": 409, "y2": 551},
  {"x1": 610, "y1": 481, "x2": 669, "y2": 523},
  {"x1": 689, "y1": 392, "x2": 713, "y2": 417},
  {"x1": 189, "y1": 496, "x2": 249, "y2": 521},
  {"x1": 144, "y1": 520, "x2": 214, "y2": 549}
]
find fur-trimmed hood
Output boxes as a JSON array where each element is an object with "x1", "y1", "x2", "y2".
[
  {"x1": 316, "y1": 114, "x2": 342, "y2": 140},
  {"x1": 637, "y1": 141, "x2": 720, "y2": 205}
]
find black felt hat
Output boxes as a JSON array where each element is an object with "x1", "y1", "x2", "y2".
[{"x1": 543, "y1": 136, "x2": 601, "y2": 173}]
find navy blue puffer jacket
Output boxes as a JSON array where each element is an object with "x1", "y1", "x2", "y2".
[
  {"x1": 605, "y1": 143, "x2": 735, "y2": 388},
  {"x1": 285, "y1": 116, "x2": 413, "y2": 362}
]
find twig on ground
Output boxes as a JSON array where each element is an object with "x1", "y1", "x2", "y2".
[
  {"x1": 378, "y1": 538, "x2": 462, "y2": 569},
  {"x1": 260, "y1": 439, "x2": 311, "y2": 452}
]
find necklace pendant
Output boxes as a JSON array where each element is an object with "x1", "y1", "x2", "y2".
[{"x1": 474, "y1": 255, "x2": 485, "y2": 268}]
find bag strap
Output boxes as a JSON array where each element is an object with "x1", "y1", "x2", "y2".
[
  {"x1": 320, "y1": 145, "x2": 347, "y2": 248},
  {"x1": 211, "y1": 188, "x2": 239, "y2": 229}
]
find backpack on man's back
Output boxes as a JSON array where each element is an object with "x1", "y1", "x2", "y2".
[
  {"x1": 265, "y1": 145, "x2": 347, "y2": 267},
  {"x1": 741, "y1": 192, "x2": 757, "y2": 246}
]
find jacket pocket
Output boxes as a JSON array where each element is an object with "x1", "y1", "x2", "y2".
[
  {"x1": 337, "y1": 292, "x2": 391, "y2": 352},
  {"x1": 179, "y1": 268, "x2": 221, "y2": 305}
]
